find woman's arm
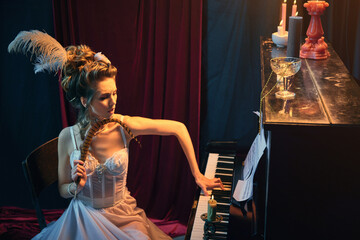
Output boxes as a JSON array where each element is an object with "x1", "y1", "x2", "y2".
[
  {"x1": 123, "y1": 116, "x2": 224, "y2": 195},
  {"x1": 57, "y1": 127, "x2": 87, "y2": 198}
]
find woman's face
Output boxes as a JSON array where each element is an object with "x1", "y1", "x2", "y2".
[{"x1": 89, "y1": 77, "x2": 117, "y2": 119}]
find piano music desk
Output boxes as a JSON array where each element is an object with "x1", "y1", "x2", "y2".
[{"x1": 260, "y1": 37, "x2": 360, "y2": 240}]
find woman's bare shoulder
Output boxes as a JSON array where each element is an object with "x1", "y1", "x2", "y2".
[
  {"x1": 58, "y1": 125, "x2": 78, "y2": 151},
  {"x1": 59, "y1": 127, "x2": 70, "y2": 140}
]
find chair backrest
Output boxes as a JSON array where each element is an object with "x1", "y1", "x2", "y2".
[{"x1": 22, "y1": 137, "x2": 59, "y2": 229}]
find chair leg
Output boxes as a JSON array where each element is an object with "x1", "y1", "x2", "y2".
[{"x1": 22, "y1": 160, "x2": 47, "y2": 230}]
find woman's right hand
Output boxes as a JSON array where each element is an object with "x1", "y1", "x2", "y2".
[{"x1": 71, "y1": 160, "x2": 87, "y2": 191}]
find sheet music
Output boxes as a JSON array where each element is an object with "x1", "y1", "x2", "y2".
[
  {"x1": 233, "y1": 174, "x2": 254, "y2": 202},
  {"x1": 242, "y1": 127, "x2": 266, "y2": 180},
  {"x1": 233, "y1": 116, "x2": 266, "y2": 201}
]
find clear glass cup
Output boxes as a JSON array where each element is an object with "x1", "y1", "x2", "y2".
[{"x1": 270, "y1": 57, "x2": 301, "y2": 99}]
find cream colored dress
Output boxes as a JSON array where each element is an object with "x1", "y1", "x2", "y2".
[{"x1": 33, "y1": 120, "x2": 171, "y2": 240}]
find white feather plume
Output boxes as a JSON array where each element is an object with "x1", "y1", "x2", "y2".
[{"x1": 8, "y1": 30, "x2": 67, "y2": 73}]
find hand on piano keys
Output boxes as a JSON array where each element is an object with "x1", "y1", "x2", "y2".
[{"x1": 194, "y1": 173, "x2": 226, "y2": 196}]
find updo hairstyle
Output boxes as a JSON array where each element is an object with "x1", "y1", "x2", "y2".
[{"x1": 61, "y1": 45, "x2": 117, "y2": 138}]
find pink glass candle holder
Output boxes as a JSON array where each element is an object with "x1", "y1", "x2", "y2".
[{"x1": 300, "y1": 1, "x2": 330, "y2": 60}]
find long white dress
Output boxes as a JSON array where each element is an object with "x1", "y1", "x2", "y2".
[{"x1": 33, "y1": 122, "x2": 172, "y2": 240}]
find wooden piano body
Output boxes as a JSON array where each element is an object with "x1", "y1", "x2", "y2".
[{"x1": 259, "y1": 37, "x2": 360, "y2": 240}]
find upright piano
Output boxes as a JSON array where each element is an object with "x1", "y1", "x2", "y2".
[
  {"x1": 259, "y1": 37, "x2": 360, "y2": 240},
  {"x1": 185, "y1": 38, "x2": 360, "y2": 240}
]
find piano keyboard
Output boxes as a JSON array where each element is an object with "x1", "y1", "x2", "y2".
[{"x1": 187, "y1": 153, "x2": 236, "y2": 240}]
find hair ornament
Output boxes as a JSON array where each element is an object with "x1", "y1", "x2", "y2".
[
  {"x1": 8, "y1": 30, "x2": 67, "y2": 74},
  {"x1": 94, "y1": 52, "x2": 111, "y2": 64}
]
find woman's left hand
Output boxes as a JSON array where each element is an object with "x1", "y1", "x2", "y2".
[{"x1": 195, "y1": 173, "x2": 225, "y2": 196}]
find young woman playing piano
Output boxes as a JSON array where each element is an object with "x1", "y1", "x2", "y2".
[{"x1": 9, "y1": 30, "x2": 224, "y2": 239}]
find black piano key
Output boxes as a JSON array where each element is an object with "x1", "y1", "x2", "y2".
[
  {"x1": 215, "y1": 175, "x2": 232, "y2": 182},
  {"x1": 213, "y1": 226, "x2": 228, "y2": 233},
  {"x1": 217, "y1": 178, "x2": 233, "y2": 185},
  {"x1": 216, "y1": 162, "x2": 234, "y2": 169},
  {"x1": 213, "y1": 194, "x2": 231, "y2": 201},
  {"x1": 215, "y1": 196, "x2": 231, "y2": 201},
  {"x1": 218, "y1": 157, "x2": 235, "y2": 162},
  {"x1": 214, "y1": 191, "x2": 231, "y2": 197},
  {"x1": 213, "y1": 189, "x2": 231, "y2": 194},
  {"x1": 216, "y1": 204, "x2": 230, "y2": 210},
  {"x1": 219, "y1": 153, "x2": 235, "y2": 158},
  {"x1": 217, "y1": 204, "x2": 229, "y2": 211},
  {"x1": 212, "y1": 189, "x2": 231, "y2": 196},
  {"x1": 213, "y1": 194, "x2": 231, "y2": 200},
  {"x1": 215, "y1": 172, "x2": 233, "y2": 177},
  {"x1": 207, "y1": 233, "x2": 228, "y2": 239},
  {"x1": 216, "y1": 201, "x2": 231, "y2": 206},
  {"x1": 215, "y1": 222, "x2": 229, "y2": 229},
  {"x1": 215, "y1": 168, "x2": 233, "y2": 174}
]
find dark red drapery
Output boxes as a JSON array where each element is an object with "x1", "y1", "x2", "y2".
[{"x1": 52, "y1": 0, "x2": 202, "y2": 223}]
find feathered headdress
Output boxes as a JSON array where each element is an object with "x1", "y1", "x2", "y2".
[{"x1": 8, "y1": 30, "x2": 67, "y2": 74}]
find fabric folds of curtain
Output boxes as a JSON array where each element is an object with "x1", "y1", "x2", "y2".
[{"x1": 52, "y1": 0, "x2": 202, "y2": 223}]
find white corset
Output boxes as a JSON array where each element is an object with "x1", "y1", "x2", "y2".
[
  {"x1": 69, "y1": 117, "x2": 129, "y2": 209},
  {"x1": 70, "y1": 148, "x2": 129, "y2": 208}
]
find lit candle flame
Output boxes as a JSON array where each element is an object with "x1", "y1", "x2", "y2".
[
  {"x1": 280, "y1": 20, "x2": 283, "y2": 26},
  {"x1": 284, "y1": 0, "x2": 287, "y2": 3},
  {"x1": 296, "y1": 11, "x2": 298, "y2": 16},
  {"x1": 293, "y1": 0, "x2": 296, "y2": 4}
]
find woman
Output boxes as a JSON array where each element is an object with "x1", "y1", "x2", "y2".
[{"x1": 9, "y1": 31, "x2": 223, "y2": 239}]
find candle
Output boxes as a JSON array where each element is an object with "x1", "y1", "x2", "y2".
[
  {"x1": 207, "y1": 195, "x2": 217, "y2": 221},
  {"x1": 278, "y1": 20, "x2": 285, "y2": 35},
  {"x1": 272, "y1": 19, "x2": 288, "y2": 47},
  {"x1": 282, "y1": 0, "x2": 287, "y2": 32},
  {"x1": 287, "y1": 16, "x2": 303, "y2": 57},
  {"x1": 292, "y1": 0, "x2": 297, "y2": 16}
]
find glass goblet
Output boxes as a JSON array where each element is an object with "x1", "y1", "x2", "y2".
[{"x1": 270, "y1": 57, "x2": 301, "y2": 99}]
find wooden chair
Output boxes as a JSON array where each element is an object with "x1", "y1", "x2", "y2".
[{"x1": 22, "y1": 137, "x2": 59, "y2": 230}]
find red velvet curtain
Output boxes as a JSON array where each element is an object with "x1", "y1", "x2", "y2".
[{"x1": 52, "y1": 0, "x2": 202, "y2": 223}]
